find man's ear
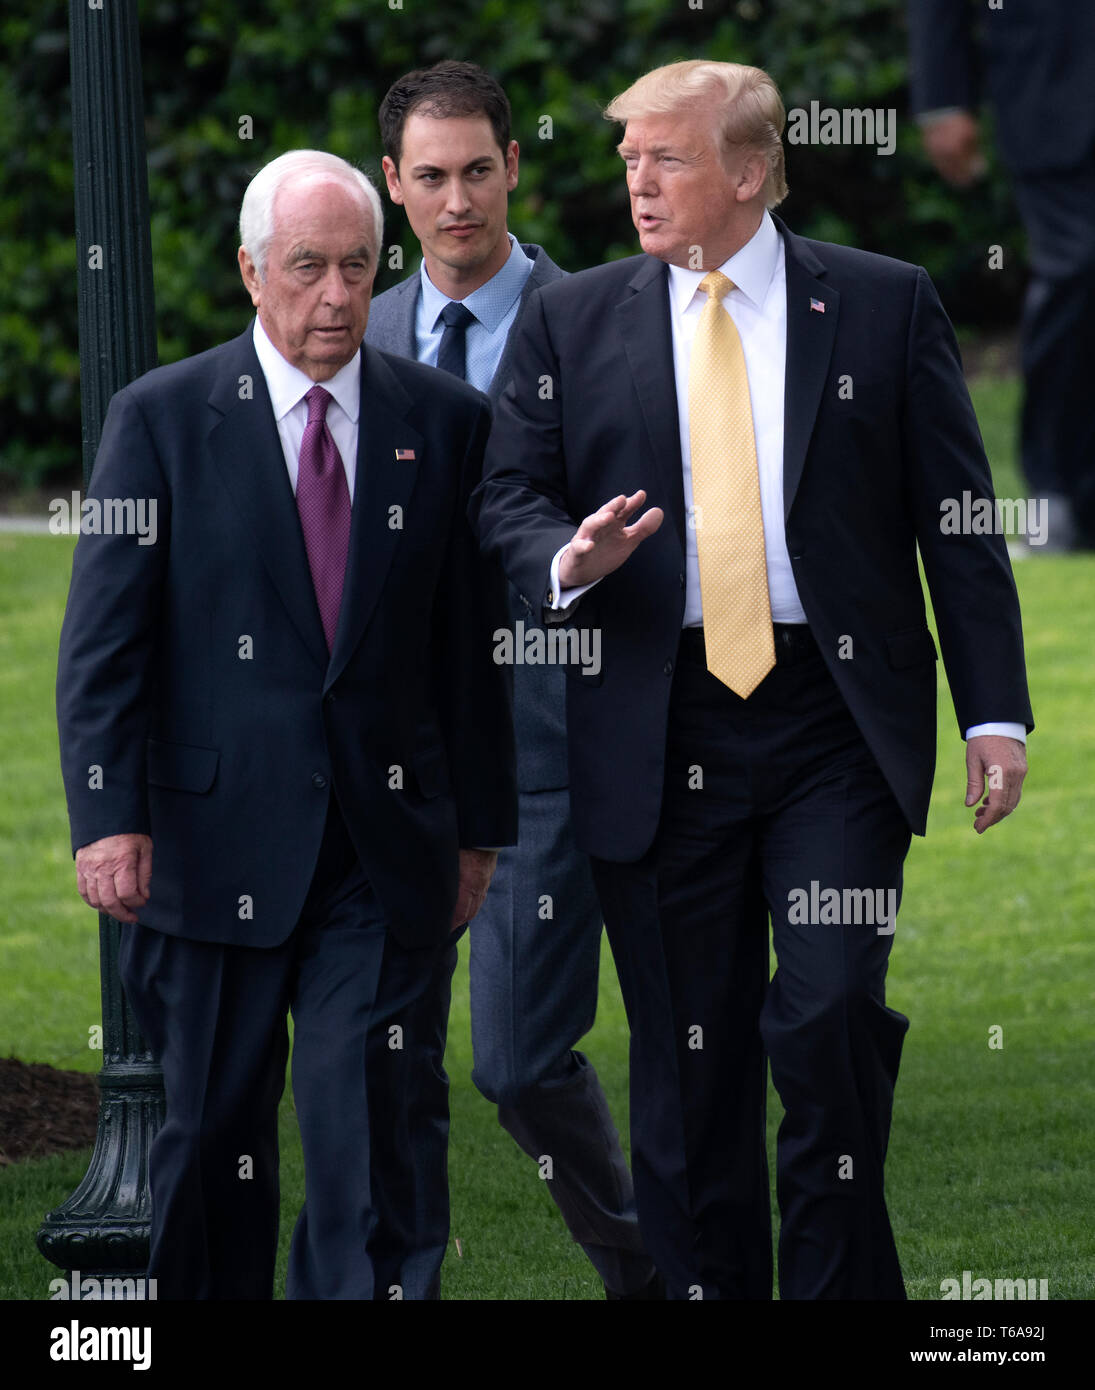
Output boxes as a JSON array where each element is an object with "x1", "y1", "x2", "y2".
[
  {"x1": 506, "y1": 139, "x2": 520, "y2": 194},
  {"x1": 382, "y1": 155, "x2": 405, "y2": 205},
  {"x1": 238, "y1": 246, "x2": 261, "y2": 307},
  {"x1": 736, "y1": 149, "x2": 768, "y2": 204}
]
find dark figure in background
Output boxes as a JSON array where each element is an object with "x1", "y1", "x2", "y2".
[{"x1": 909, "y1": 0, "x2": 1095, "y2": 550}]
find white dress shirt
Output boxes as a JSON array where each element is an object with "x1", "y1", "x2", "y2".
[
  {"x1": 252, "y1": 316, "x2": 361, "y2": 500},
  {"x1": 550, "y1": 214, "x2": 800, "y2": 620},
  {"x1": 669, "y1": 212, "x2": 802, "y2": 625}
]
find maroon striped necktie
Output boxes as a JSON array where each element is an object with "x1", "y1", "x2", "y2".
[{"x1": 295, "y1": 384, "x2": 351, "y2": 652}]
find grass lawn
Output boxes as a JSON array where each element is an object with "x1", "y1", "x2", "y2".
[{"x1": 1, "y1": 373, "x2": 1091, "y2": 1298}]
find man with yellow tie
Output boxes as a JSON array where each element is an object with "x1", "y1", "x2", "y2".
[{"x1": 472, "y1": 59, "x2": 1033, "y2": 1299}]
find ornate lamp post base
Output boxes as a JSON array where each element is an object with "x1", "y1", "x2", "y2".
[{"x1": 37, "y1": 916, "x2": 163, "y2": 1289}]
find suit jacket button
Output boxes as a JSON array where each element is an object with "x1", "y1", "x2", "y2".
[
  {"x1": 679, "y1": 572, "x2": 685, "y2": 588},
  {"x1": 664, "y1": 659, "x2": 673, "y2": 676},
  {"x1": 312, "y1": 772, "x2": 328, "y2": 789}
]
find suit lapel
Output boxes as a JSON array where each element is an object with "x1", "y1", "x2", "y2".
[
  {"x1": 206, "y1": 330, "x2": 330, "y2": 673},
  {"x1": 325, "y1": 345, "x2": 422, "y2": 689},
  {"x1": 388, "y1": 276, "x2": 419, "y2": 360},
  {"x1": 616, "y1": 257, "x2": 686, "y2": 548},
  {"x1": 776, "y1": 218, "x2": 839, "y2": 521}
]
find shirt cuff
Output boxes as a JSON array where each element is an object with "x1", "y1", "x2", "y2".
[
  {"x1": 964, "y1": 722, "x2": 1026, "y2": 744},
  {"x1": 548, "y1": 544, "x2": 600, "y2": 610}
]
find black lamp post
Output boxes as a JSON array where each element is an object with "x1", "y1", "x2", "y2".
[{"x1": 37, "y1": 0, "x2": 163, "y2": 1288}]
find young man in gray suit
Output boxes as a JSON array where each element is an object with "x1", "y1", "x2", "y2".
[{"x1": 366, "y1": 61, "x2": 659, "y2": 1299}]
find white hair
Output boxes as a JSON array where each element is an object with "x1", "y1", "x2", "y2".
[{"x1": 239, "y1": 150, "x2": 384, "y2": 279}]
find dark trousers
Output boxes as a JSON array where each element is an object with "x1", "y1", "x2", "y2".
[
  {"x1": 592, "y1": 627, "x2": 912, "y2": 1300},
  {"x1": 469, "y1": 787, "x2": 654, "y2": 1294},
  {"x1": 118, "y1": 801, "x2": 459, "y2": 1300},
  {"x1": 411, "y1": 787, "x2": 656, "y2": 1298},
  {"x1": 1013, "y1": 158, "x2": 1095, "y2": 542}
]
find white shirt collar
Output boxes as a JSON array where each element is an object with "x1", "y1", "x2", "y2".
[
  {"x1": 667, "y1": 209, "x2": 780, "y2": 318},
  {"x1": 252, "y1": 315, "x2": 361, "y2": 423}
]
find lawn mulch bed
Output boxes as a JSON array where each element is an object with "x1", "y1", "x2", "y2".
[{"x1": 0, "y1": 1057, "x2": 97, "y2": 1164}]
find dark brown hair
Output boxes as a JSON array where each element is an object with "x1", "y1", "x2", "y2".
[{"x1": 379, "y1": 61, "x2": 512, "y2": 168}]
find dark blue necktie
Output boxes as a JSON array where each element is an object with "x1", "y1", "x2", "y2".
[{"x1": 436, "y1": 301, "x2": 476, "y2": 380}]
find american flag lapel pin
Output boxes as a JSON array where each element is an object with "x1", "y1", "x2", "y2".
[
  {"x1": 395, "y1": 447, "x2": 416, "y2": 461},
  {"x1": 810, "y1": 297, "x2": 826, "y2": 314}
]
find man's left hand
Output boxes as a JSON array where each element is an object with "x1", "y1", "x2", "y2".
[
  {"x1": 965, "y1": 735, "x2": 1027, "y2": 834},
  {"x1": 450, "y1": 848, "x2": 499, "y2": 929}
]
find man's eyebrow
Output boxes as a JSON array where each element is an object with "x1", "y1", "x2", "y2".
[
  {"x1": 285, "y1": 244, "x2": 372, "y2": 264},
  {"x1": 617, "y1": 141, "x2": 680, "y2": 157},
  {"x1": 409, "y1": 154, "x2": 500, "y2": 175}
]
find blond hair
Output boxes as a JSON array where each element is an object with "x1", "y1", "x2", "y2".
[{"x1": 604, "y1": 60, "x2": 788, "y2": 208}]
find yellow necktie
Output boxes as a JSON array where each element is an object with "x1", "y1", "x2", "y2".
[{"x1": 689, "y1": 270, "x2": 775, "y2": 697}]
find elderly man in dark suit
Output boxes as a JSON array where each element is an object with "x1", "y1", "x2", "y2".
[
  {"x1": 473, "y1": 59, "x2": 1033, "y2": 1300},
  {"x1": 56, "y1": 149, "x2": 516, "y2": 1300},
  {"x1": 908, "y1": 0, "x2": 1095, "y2": 550},
  {"x1": 366, "y1": 62, "x2": 658, "y2": 1299}
]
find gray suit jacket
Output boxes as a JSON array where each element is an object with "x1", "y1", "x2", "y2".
[{"x1": 367, "y1": 243, "x2": 569, "y2": 792}]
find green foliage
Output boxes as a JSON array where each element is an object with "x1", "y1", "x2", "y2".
[
  {"x1": 1, "y1": 0, "x2": 1025, "y2": 485},
  {"x1": 0, "y1": 12, "x2": 79, "y2": 486}
]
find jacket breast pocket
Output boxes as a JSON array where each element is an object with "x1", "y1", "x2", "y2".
[
  {"x1": 146, "y1": 739, "x2": 220, "y2": 793},
  {"x1": 885, "y1": 627, "x2": 938, "y2": 670}
]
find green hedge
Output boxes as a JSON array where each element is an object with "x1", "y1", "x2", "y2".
[{"x1": 1, "y1": 0, "x2": 1025, "y2": 487}]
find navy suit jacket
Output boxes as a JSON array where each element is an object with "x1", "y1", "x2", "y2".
[
  {"x1": 367, "y1": 243, "x2": 569, "y2": 792},
  {"x1": 472, "y1": 217, "x2": 1034, "y2": 860},
  {"x1": 57, "y1": 326, "x2": 517, "y2": 949},
  {"x1": 907, "y1": 0, "x2": 1095, "y2": 174}
]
